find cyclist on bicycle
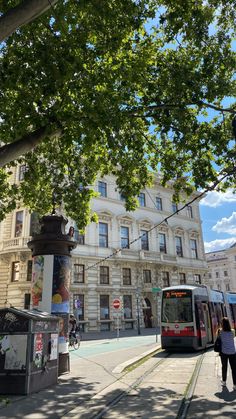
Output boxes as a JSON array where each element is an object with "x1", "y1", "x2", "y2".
[{"x1": 69, "y1": 314, "x2": 77, "y2": 340}]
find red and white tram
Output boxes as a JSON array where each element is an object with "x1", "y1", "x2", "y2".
[{"x1": 161, "y1": 285, "x2": 228, "y2": 350}]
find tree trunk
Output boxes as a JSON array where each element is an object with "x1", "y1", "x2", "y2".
[
  {"x1": 0, "y1": 0, "x2": 58, "y2": 42},
  {"x1": 0, "y1": 126, "x2": 62, "y2": 167}
]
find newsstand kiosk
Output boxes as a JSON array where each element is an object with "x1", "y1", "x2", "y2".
[{"x1": 0, "y1": 307, "x2": 59, "y2": 395}]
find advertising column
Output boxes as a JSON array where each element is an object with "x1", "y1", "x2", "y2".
[{"x1": 28, "y1": 215, "x2": 76, "y2": 374}]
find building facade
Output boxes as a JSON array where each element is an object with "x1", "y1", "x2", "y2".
[
  {"x1": 0, "y1": 169, "x2": 207, "y2": 332},
  {"x1": 205, "y1": 244, "x2": 236, "y2": 292}
]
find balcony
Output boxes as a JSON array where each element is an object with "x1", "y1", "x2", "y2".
[{"x1": 1, "y1": 236, "x2": 31, "y2": 251}]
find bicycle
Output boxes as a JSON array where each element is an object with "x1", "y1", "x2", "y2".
[{"x1": 69, "y1": 332, "x2": 81, "y2": 350}]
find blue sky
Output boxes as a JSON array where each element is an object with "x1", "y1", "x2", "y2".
[{"x1": 199, "y1": 191, "x2": 236, "y2": 253}]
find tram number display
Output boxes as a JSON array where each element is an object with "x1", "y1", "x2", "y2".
[{"x1": 163, "y1": 290, "x2": 191, "y2": 299}]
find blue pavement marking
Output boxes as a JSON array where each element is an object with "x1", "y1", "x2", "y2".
[{"x1": 70, "y1": 335, "x2": 159, "y2": 358}]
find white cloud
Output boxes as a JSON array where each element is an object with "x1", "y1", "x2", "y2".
[
  {"x1": 204, "y1": 237, "x2": 236, "y2": 253},
  {"x1": 200, "y1": 190, "x2": 236, "y2": 208},
  {"x1": 212, "y1": 212, "x2": 236, "y2": 235}
]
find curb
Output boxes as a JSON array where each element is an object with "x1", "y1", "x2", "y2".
[{"x1": 112, "y1": 343, "x2": 160, "y2": 373}]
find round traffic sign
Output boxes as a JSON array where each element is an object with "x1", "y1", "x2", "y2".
[{"x1": 113, "y1": 298, "x2": 121, "y2": 309}]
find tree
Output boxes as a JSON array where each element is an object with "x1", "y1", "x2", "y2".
[{"x1": 0, "y1": 0, "x2": 235, "y2": 228}]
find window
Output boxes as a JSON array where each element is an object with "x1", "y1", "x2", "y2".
[
  {"x1": 123, "y1": 268, "x2": 131, "y2": 285},
  {"x1": 121, "y1": 226, "x2": 129, "y2": 249},
  {"x1": 24, "y1": 293, "x2": 31, "y2": 309},
  {"x1": 216, "y1": 271, "x2": 219, "y2": 278},
  {"x1": 100, "y1": 266, "x2": 109, "y2": 284},
  {"x1": 179, "y1": 273, "x2": 186, "y2": 285},
  {"x1": 224, "y1": 271, "x2": 228, "y2": 277},
  {"x1": 98, "y1": 181, "x2": 107, "y2": 197},
  {"x1": 175, "y1": 236, "x2": 183, "y2": 257},
  {"x1": 209, "y1": 273, "x2": 212, "y2": 278},
  {"x1": 156, "y1": 197, "x2": 162, "y2": 211},
  {"x1": 18, "y1": 164, "x2": 27, "y2": 181},
  {"x1": 15, "y1": 211, "x2": 23, "y2": 237},
  {"x1": 187, "y1": 206, "x2": 193, "y2": 218},
  {"x1": 99, "y1": 222, "x2": 108, "y2": 248},
  {"x1": 162, "y1": 271, "x2": 170, "y2": 287},
  {"x1": 100, "y1": 295, "x2": 109, "y2": 319},
  {"x1": 159, "y1": 233, "x2": 166, "y2": 253},
  {"x1": 190, "y1": 239, "x2": 198, "y2": 259},
  {"x1": 123, "y1": 295, "x2": 132, "y2": 319},
  {"x1": 194, "y1": 274, "x2": 201, "y2": 284},
  {"x1": 12, "y1": 261, "x2": 20, "y2": 282},
  {"x1": 226, "y1": 284, "x2": 230, "y2": 291},
  {"x1": 74, "y1": 264, "x2": 84, "y2": 283},
  {"x1": 138, "y1": 193, "x2": 146, "y2": 207},
  {"x1": 27, "y1": 260, "x2": 32, "y2": 281},
  {"x1": 73, "y1": 225, "x2": 85, "y2": 244},
  {"x1": 143, "y1": 269, "x2": 151, "y2": 283},
  {"x1": 30, "y1": 212, "x2": 41, "y2": 236},
  {"x1": 141, "y1": 230, "x2": 149, "y2": 250},
  {"x1": 172, "y1": 202, "x2": 178, "y2": 213},
  {"x1": 73, "y1": 294, "x2": 84, "y2": 320}
]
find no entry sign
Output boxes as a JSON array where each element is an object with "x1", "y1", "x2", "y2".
[{"x1": 113, "y1": 298, "x2": 121, "y2": 310}]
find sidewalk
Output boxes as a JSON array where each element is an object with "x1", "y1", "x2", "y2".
[{"x1": 0, "y1": 333, "x2": 236, "y2": 418}]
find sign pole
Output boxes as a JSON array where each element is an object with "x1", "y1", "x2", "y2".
[
  {"x1": 152, "y1": 287, "x2": 161, "y2": 344},
  {"x1": 117, "y1": 315, "x2": 119, "y2": 341}
]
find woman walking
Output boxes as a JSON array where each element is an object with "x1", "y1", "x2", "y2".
[{"x1": 219, "y1": 317, "x2": 236, "y2": 389}]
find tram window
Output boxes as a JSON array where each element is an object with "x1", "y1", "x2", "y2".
[{"x1": 162, "y1": 296, "x2": 193, "y2": 323}]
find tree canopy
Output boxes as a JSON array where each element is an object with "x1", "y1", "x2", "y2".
[{"x1": 0, "y1": 0, "x2": 235, "y2": 228}]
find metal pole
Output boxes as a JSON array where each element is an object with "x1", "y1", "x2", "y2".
[
  {"x1": 137, "y1": 295, "x2": 141, "y2": 335},
  {"x1": 156, "y1": 294, "x2": 158, "y2": 343},
  {"x1": 116, "y1": 315, "x2": 119, "y2": 340}
]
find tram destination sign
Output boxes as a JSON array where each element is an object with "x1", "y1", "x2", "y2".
[{"x1": 164, "y1": 290, "x2": 191, "y2": 298}]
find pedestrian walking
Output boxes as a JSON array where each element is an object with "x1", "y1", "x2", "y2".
[{"x1": 218, "y1": 317, "x2": 236, "y2": 389}]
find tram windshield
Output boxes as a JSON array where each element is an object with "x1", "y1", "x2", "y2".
[{"x1": 162, "y1": 290, "x2": 193, "y2": 323}]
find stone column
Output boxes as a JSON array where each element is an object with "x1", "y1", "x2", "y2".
[{"x1": 27, "y1": 215, "x2": 76, "y2": 374}]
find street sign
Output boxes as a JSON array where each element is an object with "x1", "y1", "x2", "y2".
[
  {"x1": 113, "y1": 298, "x2": 121, "y2": 309},
  {"x1": 152, "y1": 287, "x2": 162, "y2": 293}
]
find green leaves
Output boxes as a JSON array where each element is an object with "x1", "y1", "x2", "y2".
[{"x1": 0, "y1": 0, "x2": 235, "y2": 226}]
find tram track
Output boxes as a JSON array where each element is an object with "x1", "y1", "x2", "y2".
[{"x1": 62, "y1": 349, "x2": 207, "y2": 418}]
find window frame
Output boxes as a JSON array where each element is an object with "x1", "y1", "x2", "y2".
[
  {"x1": 123, "y1": 295, "x2": 132, "y2": 319},
  {"x1": 99, "y1": 222, "x2": 108, "y2": 248},
  {"x1": 179, "y1": 272, "x2": 186, "y2": 285},
  {"x1": 121, "y1": 226, "x2": 129, "y2": 249},
  {"x1": 175, "y1": 236, "x2": 183, "y2": 257},
  {"x1": 156, "y1": 197, "x2": 163, "y2": 211},
  {"x1": 159, "y1": 233, "x2": 167, "y2": 253},
  {"x1": 98, "y1": 181, "x2": 107, "y2": 197},
  {"x1": 143, "y1": 269, "x2": 151, "y2": 283},
  {"x1": 100, "y1": 266, "x2": 109, "y2": 284},
  {"x1": 15, "y1": 210, "x2": 24, "y2": 237},
  {"x1": 138, "y1": 193, "x2": 146, "y2": 207},
  {"x1": 74, "y1": 264, "x2": 85, "y2": 283},
  {"x1": 162, "y1": 271, "x2": 170, "y2": 287},
  {"x1": 190, "y1": 239, "x2": 198, "y2": 259},
  {"x1": 140, "y1": 229, "x2": 149, "y2": 251},
  {"x1": 100, "y1": 295, "x2": 110, "y2": 320},
  {"x1": 122, "y1": 268, "x2": 131, "y2": 285},
  {"x1": 12, "y1": 261, "x2": 20, "y2": 282}
]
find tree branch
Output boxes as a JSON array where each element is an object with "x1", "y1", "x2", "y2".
[
  {"x1": 0, "y1": 125, "x2": 62, "y2": 168},
  {"x1": 128, "y1": 100, "x2": 236, "y2": 117},
  {"x1": 0, "y1": 0, "x2": 58, "y2": 42}
]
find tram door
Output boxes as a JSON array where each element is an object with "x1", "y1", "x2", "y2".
[
  {"x1": 195, "y1": 301, "x2": 208, "y2": 347},
  {"x1": 202, "y1": 303, "x2": 212, "y2": 343}
]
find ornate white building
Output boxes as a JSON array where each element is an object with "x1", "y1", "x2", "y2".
[
  {"x1": 0, "y1": 169, "x2": 207, "y2": 332},
  {"x1": 205, "y1": 244, "x2": 236, "y2": 292}
]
